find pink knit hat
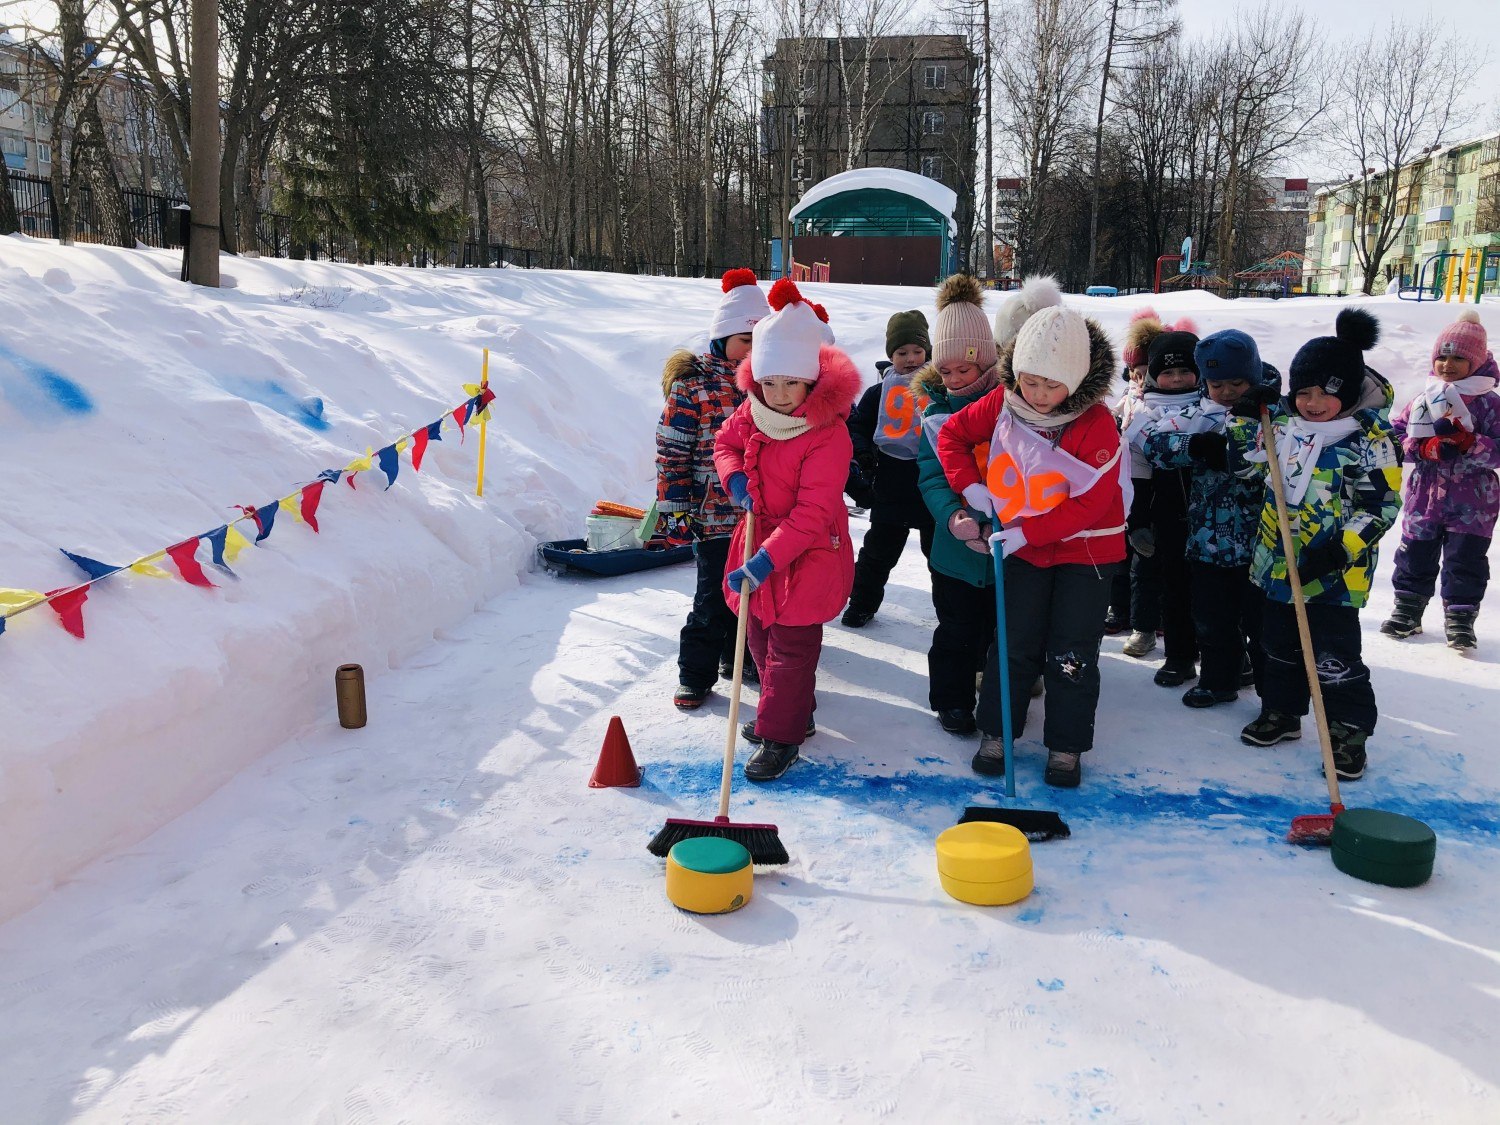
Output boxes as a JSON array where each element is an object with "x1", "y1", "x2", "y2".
[{"x1": 1432, "y1": 309, "x2": 1489, "y2": 370}]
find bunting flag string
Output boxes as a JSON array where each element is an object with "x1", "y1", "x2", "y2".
[{"x1": 1, "y1": 368, "x2": 494, "y2": 643}]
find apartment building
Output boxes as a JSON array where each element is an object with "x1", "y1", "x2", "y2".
[{"x1": 1304, "y1": 132, "x2": 1500, "y2": 295}]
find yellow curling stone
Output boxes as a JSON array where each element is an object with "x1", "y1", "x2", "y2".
[
  {"x1": 935, "y1": 821, "x2": 1033, "y2": 906},
  {"x1": 666, "y1": 837, "x2": 753, "y2": 914}
]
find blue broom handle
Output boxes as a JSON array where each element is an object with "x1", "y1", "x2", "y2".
[{"x1": 990, "y1": 537, "x2": 1016, "y2": 799}]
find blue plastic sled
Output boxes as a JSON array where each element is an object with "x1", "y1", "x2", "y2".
[{"x1": 538, "y1": 538, "x2": 695, "y2": 576}]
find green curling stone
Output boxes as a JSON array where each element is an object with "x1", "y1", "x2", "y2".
[{"x1": 1331, "y1": 808, "x2": 1436, "y2": 888}]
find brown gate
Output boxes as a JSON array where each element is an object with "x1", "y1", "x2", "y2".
[{"x1": 789, "y1": 235, "x2": 941, "y2": 286}]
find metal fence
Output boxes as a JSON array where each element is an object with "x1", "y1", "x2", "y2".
[{"x1": 3, "y1": 172, "x2": 612, "y2": 272}]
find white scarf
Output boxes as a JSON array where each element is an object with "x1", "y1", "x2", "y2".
[
  {"x1": 750, "y1": 395, "x2": 812, "y2": 440},
  {"x1": 1405, "y1": 374, "x2": 1497, "y2": 439},
  {"x1": 1261, "y1": 416, "x2": 1360, "y2": 506},
  {"x1": 1122, "y1": 390, "x2": 1205, "y2": 450},
  {"x1": 1003, "y1": 385, "x2": 1089, "y2": 429}
]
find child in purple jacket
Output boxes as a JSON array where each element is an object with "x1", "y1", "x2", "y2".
[{"x1": 1385, "y1": 310, "x2": 1500, "y2": 650}]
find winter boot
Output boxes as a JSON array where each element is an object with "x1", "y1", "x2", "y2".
[
  {"x1": 1182, "y1": 686, "x2": 1237, "y2": 709},
  {"x1": 741, "y1": 718, "x2": 815, "y2": 745},
  {"x1": 971, "y1": 733, "x2": 1005, "y2": 777},
  {"x1": 721, "y1": 657, "x2": 760, "y2": 685},
  {"x1": 1153, "y1": 660, "x2": 1198, "y2": 687},
  {"x1": 1445, "y1": 606, "x2": 1478, "y2": 652},
  {"x1": 1122, "y1": 630, "x2": 1158, "y2": 658},
  {"x1": 1240, "y1": 709, "x2": 1302, "y2": 747},
  {"x1": 1326, "y1": 722, "x2": 1368, "y2": 781},
  {"x1": 1029, "y1": 676, "x2": 1045, "y2": 698},
  {"x1": 744, "y1": 740, "x2": 800, "y2": 782},
  {"x1": 1103, "y1": 607, "x2": 1127, "y2": 636},
  {"x1": 1240, "y1": 655, "x2": 1256, "y2": 688},
  {"x1": 841, "y1": 607, "x2": 875, "y2": 628},
  {"x1": 673, "y1": 684, "x2": 710, "y2": 710},
  {"x1": 1044, "y1": 750, "x2": 1082, "y2": 788},
  {"x1": 938, "y1": 708, "x2": 978, "y2": 735},
  {"x1": 1380, "y1": 595, "x2": 1427, "y2": 639}
]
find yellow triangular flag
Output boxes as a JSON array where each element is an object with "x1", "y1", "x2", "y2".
[
  {"x1": 279, "y1": 494, "x2": 304, "y2": 524},
  {"x1": 345, "y1": 446, "x2": 373, "y2": 474},
  {"x1": 223, "y1": 525, "x2": 254, "y2": 564},
  {"x1": 395, "y1": 437, "x2": 409, "y2": 454},
  {"x1": 0, "y1": 588, "x2": 45, "y2": 613},
  {"x1": 462, "y1": 382, "x2": 481, "y2": 397},
  {"x1": 129, "y1": 552, "x2": 171, "y2": 579}
]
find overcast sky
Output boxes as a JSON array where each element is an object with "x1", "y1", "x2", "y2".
[{"x1": 1181, "y1": 0, "x2": 1499, "y2": 177}]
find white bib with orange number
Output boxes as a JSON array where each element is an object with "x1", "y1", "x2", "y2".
[
  {"x1": 986, "y1": 408, "x2": 1127, "y2": 540},
  {"x1": 873, "y1": 370, "x2": 931, "y2": 461}
]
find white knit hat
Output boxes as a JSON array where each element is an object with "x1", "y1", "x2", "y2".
[
  {"x1": 1012, "y1": 306, "x2": 1091, "y2": 392},
  {"x1": 709, "y1": 268, "x2": 770, "y2": 341},
  {"x1": 751, "y1": 278, "x2": 835, "y2": 383},
  {"x1": 993, "y1": 275, "x2": 1063, "y2": 350}
]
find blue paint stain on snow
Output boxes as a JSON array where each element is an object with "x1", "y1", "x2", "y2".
[
  {"x1": 646, "y1": 752, "x2": 1500, "y2": 841},
  {"x1": 556, "y1": 846, "x2": 590, "y2": 866},
  {"x1": 347, "y1": 816, "x2": 368, "y2": 826},
  {"x1": 1037, "y1": 978, "x2": 1065, "y2": 992},
  {"x1": 0, "y1": 340, "x2": 95, "y2": 418},
  {"x1": 1016, "y1": 906, "x2": 1045, "y2": 925},
  {"x1": 219, "y1": 375, "x2": 329, "y2": 431}
]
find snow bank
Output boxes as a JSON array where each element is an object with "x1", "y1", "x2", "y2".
[{"x1": 0, "y1": 236, "x2": 1489, "y2": 925}]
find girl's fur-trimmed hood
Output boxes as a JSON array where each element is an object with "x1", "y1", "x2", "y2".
[
  {"x1": 1001, "y1": 317, "x2": 1117, "y2": 414},
  {"x1": 736, "y1": 345, "x2": 862, "y2": 428}
]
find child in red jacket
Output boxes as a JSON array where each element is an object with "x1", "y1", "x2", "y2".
[
  {"x1": 713, "y1": 279, "x2": 861, "y2": 781},
  {"x1": 937, "y1": 305, "x2": 1125, "y2": 787}
]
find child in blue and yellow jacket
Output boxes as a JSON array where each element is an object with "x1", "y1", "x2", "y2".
[{"x1": 1226, "y1": 310, "x2": 1400, "y2": 782}]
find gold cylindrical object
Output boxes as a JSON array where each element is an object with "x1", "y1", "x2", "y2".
[{"x1": 335, "y1": 664, "x2": 367, "y2": 728}]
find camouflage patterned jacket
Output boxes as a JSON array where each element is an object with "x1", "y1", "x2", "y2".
[
  {"x1": 655, "y1": 349, "x2": 745, "y2": 541},
  {"x1": 1226, "y1": 373, "x2": 1401, "y2": 609}
]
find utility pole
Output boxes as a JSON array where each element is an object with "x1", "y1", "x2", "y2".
[
  {"x1": 982, "y1": 0, "x2": 994, "y2": 279},
  {"x1": 187, "y1": 0, "x2": 220, "y2": 287}
]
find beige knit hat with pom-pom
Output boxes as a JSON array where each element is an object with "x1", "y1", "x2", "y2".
[{"x1": 932, "y1": 274, "x2": 996, "y2": 370}]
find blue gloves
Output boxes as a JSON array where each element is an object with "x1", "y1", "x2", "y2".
[
  {"x1": 726, "y1": 472, "x2": 753, "y2": 511},
  {"x1": 727, "y1": 548, "x2": 775, "y2": 593}
]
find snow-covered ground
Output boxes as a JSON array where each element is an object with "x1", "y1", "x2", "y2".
[{"x1": 2, "y1": 237, "x2": 1497, "y2": 1121}]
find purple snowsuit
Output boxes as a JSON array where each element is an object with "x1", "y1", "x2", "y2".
[{"x1": 1389, "y1": 357, "x2": 1500, "y2": 608}]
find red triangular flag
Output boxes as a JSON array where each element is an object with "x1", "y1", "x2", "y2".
[
  {"x1": 301, "y1": 481, "x2": 325, "y2": 532},
  {"x1": 451, "y1": 405, "x2": 467, "y2": 442},
  {"x1": 411, "y1": 427, "x2": 430, "y2": 472},
  {"x1": 479, "y1": 386, "x2": 496, "y2": 409},
  {"x1": 345, "y1": 472, "x2": 358, "y2": 490},
  {"x1": 45, "y1": 586, "x2": 88, "y2": 638},
  {"x1": 165, "y1": 539, "x2": 215, "y2": 588}
]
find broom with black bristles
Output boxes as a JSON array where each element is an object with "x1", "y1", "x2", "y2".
[{"x1": 648, "y1": 510, "x2": 789, "y2": 864}]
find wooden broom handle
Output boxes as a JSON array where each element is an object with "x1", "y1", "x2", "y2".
[
  {"x1": 719, "y1": 510, "x2": 756, "y2": 819},
  {"x1": 1260, "y1": 405, "x2": 1342, "y2": 809}
]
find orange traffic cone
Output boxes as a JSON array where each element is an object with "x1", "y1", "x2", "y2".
[{"x1": 589, "y1": 716, "x2": 642, "y2": 788}]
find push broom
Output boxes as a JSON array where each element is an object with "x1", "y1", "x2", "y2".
[
  {"x1": 1261, "y1": 404, "x2": 1345, "y2": 844},
  {"x1": 648, "y1": 509, "x2": 789, "y2": 864},
  {"x1": 958, "y1": 536, "x2": 1071, "y2": 841}
]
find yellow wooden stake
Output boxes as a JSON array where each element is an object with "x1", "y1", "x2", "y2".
[
  {"x1": 476, "y1": 348, "x2": 490, "y2": 498},
  {"x1": 1444, "y1": 253, "x2": 1459, "y2": 302},
  {"x1": 1457, "y1": 247, "x2": 1473, "y2": 303}
]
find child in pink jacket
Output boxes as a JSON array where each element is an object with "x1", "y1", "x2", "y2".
[{"x1": 714, "y1": 278, "x2": 861, "y2": 781}]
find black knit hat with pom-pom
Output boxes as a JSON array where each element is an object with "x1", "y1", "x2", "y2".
[{"x1": 1288, "y1": 308, "x2": 1380, "y2": 413}]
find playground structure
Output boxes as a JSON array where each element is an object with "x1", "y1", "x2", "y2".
[
  {"x1": 790, "y1": 260, "x2": 832, "y2": 284},
  {"x1": 1398, "y1": 247, "x2": 1500, "y2": 303},
  {"x1": 1232, "y1": 251, "x2": 1333, "y2": 298}
]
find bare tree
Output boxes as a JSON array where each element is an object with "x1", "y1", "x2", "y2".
[
  {"x1": 1084, "y1": 0, "x2": 1176, "y2": 281},
  {"x1": 993, "y1": 0, "x2": 1095, "y2": 275},
  {"x1": 1330, "y1": 17, "x2": 1478, "y2": 294},
  {"x1": 1202, "y1": 7, "x2": 1327, "y2": 276},
  {"x1": 828, "y1": 0, "x2": 918, "y2": 171}
]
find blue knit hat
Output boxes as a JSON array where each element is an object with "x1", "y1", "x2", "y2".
[{"x1": 1195, "y1": 330, "x2": 1261, "y2": 383}]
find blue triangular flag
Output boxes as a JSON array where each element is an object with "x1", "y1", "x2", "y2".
[
  {"x1": 61, "y1": 549, "x2": 123, "y2": 580},
  {"x1": 318, "y1": 468, "x2": 344, "y2": 485},
  {"x1": 253, "y1": 502, "x2": 277, "y2": 543},
  {"x1": 425, "y1": 419, "x2": 443, "y2": 443},
  {"x1": 0, "y1": 615, "x2": 7, "y2": 637},
  {"x1": 203, "y1": 525, "x2": 236, "y2": 574},
  {"x1": 376, "y1": 444, "x2": 400, "y2": 490}
]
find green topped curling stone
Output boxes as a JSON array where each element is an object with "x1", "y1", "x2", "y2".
[{"x1": 1331, "y1": 808, "x2": 1436, "y2": 888}]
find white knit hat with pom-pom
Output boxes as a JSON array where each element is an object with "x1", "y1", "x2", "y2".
[
  {"x1": 1012, "y1": 306, "x2": 1092, "y2": 392},
  {"x1": 751, "y1": 278, "x2": 835, "y2": 383},
  {"x1": 993, "y1": 275, "x2": 1063, "y2": 350}
]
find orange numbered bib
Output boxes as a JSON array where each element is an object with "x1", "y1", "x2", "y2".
[{"x1": 874, "y1": 372, "x2": 931, "y2": 460}]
